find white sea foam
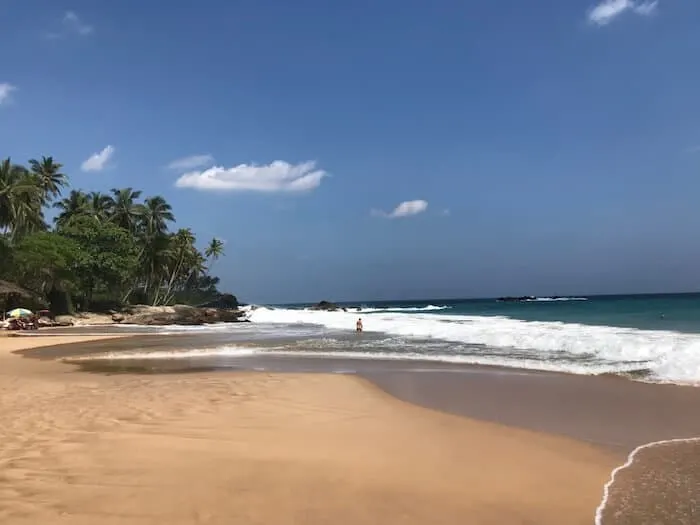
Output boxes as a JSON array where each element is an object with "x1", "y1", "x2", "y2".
[
  {"x1": 69, "y1": 345, "x2": 258, "y2": 361},
  {"x1": 354, "y1": 305, "x2": 451, "y2": 313},
  {"x1": 245, "y1": 307, "x2": 700, "y2": 383},
  {"x1": 255, "y1": 347, "x2": 647, "y2": 376},
  {"x1": 594, "y1": 437, "x2": 700, "y2": 524}
]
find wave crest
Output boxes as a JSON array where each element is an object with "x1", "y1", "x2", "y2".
[{"x1": 246, "y1": 307, "x2": 700, "y2": 384}]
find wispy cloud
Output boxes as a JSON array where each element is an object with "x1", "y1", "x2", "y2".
[
  {"x1": 81, "y1": 145, "x2": 115, "y2": 172},
  {"x1": 686, "y1": 145, "x2": 700, "y2": 154},
  {"x1": 0, "y1": 83, "x2": 16, "y2": 106},
  {"x1": 63, "y1": 11, "x2": 93, "y2": 35},
  {"x1": 47, "y1": 11, "x2": 93, "y2": 39},
  {"x1": 167, "y1": 154, "x2": 215, "y2": 171},
  {"x1": 588, "y1": 0, "x2": 659, "y2": 26},
  {"x1": 372, "y1": 200, "x2": 429, "y2": 219},
  {"x1": 175, "y1": 160, "x2": 328, "y2": 192},
  {"x1": 633, "y1": 0, "x2": 659, "y2": 16}
]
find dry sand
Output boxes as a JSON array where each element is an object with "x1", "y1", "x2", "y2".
[{"x1": 0, "y1": 333, "x2": 620, "y2": 524}]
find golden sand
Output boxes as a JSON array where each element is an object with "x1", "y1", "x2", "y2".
[{"x1": 0, "y1": 334, "x2": 619, "y2": 524}]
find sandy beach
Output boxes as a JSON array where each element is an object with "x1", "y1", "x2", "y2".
[{"x1": 0, "y1": 332, "x2": 627, "y2": 524}]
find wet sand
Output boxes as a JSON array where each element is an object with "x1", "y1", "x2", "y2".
[
  {"x1": 4, "y1": 332, "x2": 700, "y2": 523},
  {"x1": 597, "y1": 439, "x2": 700, "y2": 525}
]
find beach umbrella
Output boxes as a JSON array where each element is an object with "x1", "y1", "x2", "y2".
[{"x1": 7, "y1": 308, "x2": 33, "y2": 318}]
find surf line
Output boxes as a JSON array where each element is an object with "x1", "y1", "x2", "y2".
[{"x1": 594, "y1": 436, "x2": 700, "y2": 524}]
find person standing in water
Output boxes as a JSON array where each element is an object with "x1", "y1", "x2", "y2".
[{"x1": 356, "y1": 318, "x2": 363, "y2": 333}]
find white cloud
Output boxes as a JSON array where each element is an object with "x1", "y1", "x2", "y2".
[
  {"x1": 588, "y1": 0, "x2": 658, "y2": 26},
  {"x1": 81, "y1": 145, "x2": 115, "y2": 172},
  {"x1": 373, "y1": 200, "x2": 429, "y2": 219},
  {"x1": 0, "y1": 83, "x2": 16, "y2": 105},
  {"x1": 63, "y1": 11, "x2": 93, "y2": 35},
  {"x1": 167, "y1": 154, "x2": 215, "y2": 171},
  {"x1": 175, "y1": 160, "x2": 328, "y2": 192}
]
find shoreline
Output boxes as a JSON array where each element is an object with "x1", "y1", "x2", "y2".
[
  {"x1": 12, "y1": 333, "x2": 700, "y2": 451},
  {"x1": 2, "y1": 333, "x2": 699, "y2": 523}
]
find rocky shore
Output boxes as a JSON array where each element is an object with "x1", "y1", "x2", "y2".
[{"x1": 50, "y1": 304, "x2": 248, "y2": 327}]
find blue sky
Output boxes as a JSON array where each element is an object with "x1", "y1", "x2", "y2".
[{"x1": 2, "y1": 0, "x2": 700, "y2": 303}]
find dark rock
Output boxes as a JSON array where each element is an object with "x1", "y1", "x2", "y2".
[
  {"x1": 310, "y1": 300, "x2": 338, "y2": 311},
  {"x1": 197, "y1": 294, "x2": 239, "y2": 310},
  {"x1": 496, "y1": 296, "x2": 537, "y2": 302}
]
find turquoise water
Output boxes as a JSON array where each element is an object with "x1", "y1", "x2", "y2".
[{"x1": 313, "y1": 293, "x2": 700, "y2": 333}]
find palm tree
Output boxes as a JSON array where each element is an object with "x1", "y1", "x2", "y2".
[
  {"x1": 53, "y1": 189, "x2": 89, "y2": 228},
  {"x1": 205, "y1": 237, "x2": 225, "y2": 267},
  {"x1": 87, "y1": 191, "x2": 113, "y2": 221},
  {"x1": 29, "y1": 156, "x2": 67, "y2": 203},
  {"x1": 156, "y1": 228, "x2": 198, "y2": 304},
  {"x1": 108, "y1": 187, "x2": 143, "y2": 233},
  {"x1": 139, "y1": 233, "x2": 173, "y2": 304},
  {"x1": 0, "y1": 158, "x2": 20, "y2": 232},
  {"x1": 141, "y1": 196, "x2": 175, "y2": 238},
  {"x1": 0, "y1": 158, "x2": 44, "y2": 240}
]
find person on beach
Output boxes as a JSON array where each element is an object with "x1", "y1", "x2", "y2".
[{"x1": 356, "y1": 318, "x2": 363, "y2": 333}]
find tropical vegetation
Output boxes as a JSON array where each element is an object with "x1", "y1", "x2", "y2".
[{"x1": 0, "y1": 155, "x2": 227, "y2": 313}]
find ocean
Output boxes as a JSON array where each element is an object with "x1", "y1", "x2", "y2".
[{"x1": 102, "y1": 293, "x2": 700, "y2": 385}]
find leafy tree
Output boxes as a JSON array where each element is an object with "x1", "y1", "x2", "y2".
[
  {"x1": 60, "y1": 216, "x2": 139, "y2": 309},
  {"x1": 12, "y1": 232, "x2": 80, "y2": 313},
  {"x1": 12, "y1": 232, "x2": 79, "y2": 293}
]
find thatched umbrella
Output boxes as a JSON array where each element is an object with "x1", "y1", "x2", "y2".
[
  {"x1": 0, "y1": 280, "x2": 39, "y2": 320},
  {"x1": 0, "y1": 280, "x2": 35, "y2": 298}
]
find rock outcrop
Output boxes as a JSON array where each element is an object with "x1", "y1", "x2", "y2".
[
  {"x1": 120, "y1": 304, "x2": 247, "y2": 326},
  {"x1": 197, "y1": 294, "x2": 238, "y2": 310},
  {"x1": 55, "y1": 312, "x2": 113, "y2": 326},
  {"x1": 309, "y1": 300, "x2": 338, "y2": 311},
  {"x1": 51, "y1": 305, "x2": 248, "y2": 327}
]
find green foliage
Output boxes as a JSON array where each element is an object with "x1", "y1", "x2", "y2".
[
  {"x1": 0, "y1": 235, "x2": 13, "y2": 277},
  {"x1": 0, "y1": 158, "x2": 47, "y2": 240},
  {"x1": 205, "y1": 237, "x2": 225, "y2": 265},
  {"x1": 12, "y1": 232, "x2": 80, "y2": 294},
  {"x1": 60, "y1": 216, "x2": 139, "y2": 307},
  {"x1": 1, "y1": 154, "x2": 230, "y2": 312}
]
